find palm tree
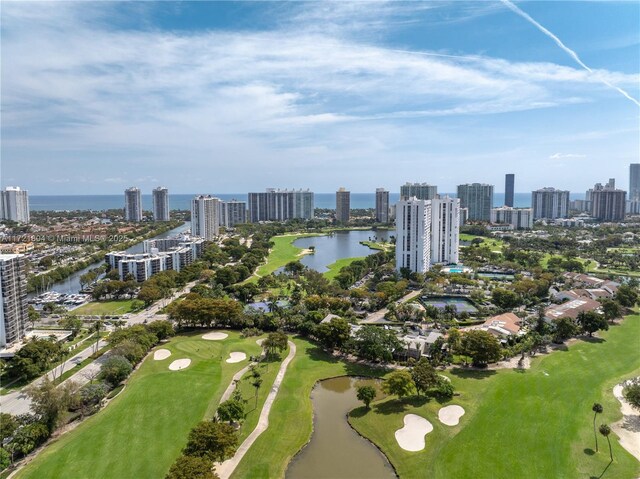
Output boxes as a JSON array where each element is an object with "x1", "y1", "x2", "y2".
[
  {"x1": 251, "y1": 377, "x2": 263, "y2": 408},
  {"x1": 599, "y1": 424, "x2": 613, "y2": 462},
  {"x1": 592, "y1": 403, "x2": 603, "y2": 452}
]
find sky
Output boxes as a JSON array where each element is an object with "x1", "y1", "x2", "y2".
[{"x1": 1, "y1": 0, "x2": 639, "y2": 195}]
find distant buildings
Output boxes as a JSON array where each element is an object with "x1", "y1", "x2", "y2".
[
  {"x1": 630, "y1": 163, "x2": 640, "y2": 201},
  {"x1": 248, "y1": 189, "x2": 314, "y2": 222},
  {"x1": 504, "y1": 174, "x2": 515, "y2": 207},
  {"x1": 375, "y1": 188, "x2": 389, "y2": 223},
  {"x1": 0, "y1": 254, "x2": 28, "y2": 347},
  {"x1": 0, "y1": 187, "x2": 30, "y2": 224},
  {"x1": 456, "y1": 183, "x2": 493, "y2": 222},
  {"x1": 335, "y1": 187, "x2": 350, "y2": 223},
  {"x1": 219, "y1": 200, "x2": 247, "y2": 228},
  {"x1": 191, "y1": 195, "x2": 220, "y2": 240},
  {"x1": 400, "y1": 182, "x2": 438, "y2": 200},
  {"x1": 591, "y1": 187, "x2": 626, "y2": 221},
  {"x1": 430, "y1": 196, "x2": 460, "y2": 264},
  {"x1": 152, "y1": 187, "x2": 170, "y2": 221},
  {"x1": 490, "y1": 206, "x2": 533, "y2": 229},
  {"x1": 124, "y1": 187, "x2": 143, "y2": 222},
  {"x1": 531, "y1": 187, "x2": 569, "y2": 220}
]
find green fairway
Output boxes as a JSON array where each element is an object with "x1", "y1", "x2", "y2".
[
  {"x1": 459, "y1": 234, "x2": 504, "y2": 252},
  {"x1": 247, "y1": 233, "x2": 321, "y2": 282},
  {"x1": 350, "y1": 315, "x2": 640, "y2": 479},
  {"x1": 73, "y1": 299, "x2": 139, "y2": 315},
  {"x1": 323, "y1": 256, "x2": 366, "y2": 280},
  {"x1": 17, "y1": 331, "x2": 263, "y2": 479}
]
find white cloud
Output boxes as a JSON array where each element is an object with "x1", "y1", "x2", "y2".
[{"x1": 549, "y1": 153, "x2": 587, "y2": 160}]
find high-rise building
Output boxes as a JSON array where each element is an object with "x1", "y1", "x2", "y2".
[
  {"x1": 591, "y1": 188, "x2": 627, "y2": 222},
  {"x1": 0, "y1": 254, "x2": 28, "y2": 347},
  {"x1": 0, "y1": 187, "x2": 30, "y2": 223},
  {"x1": 395, "y1": 198, "x2": 431, "y2": 273},
  {"x1": 400, "y1": 182, "x2": 438, "y2": 200},
  {"x1": 630, "y1": 164, "x2": 640, "y2": 201},
  {"x1": 430, "y1": 196, "x2": 460, "y2": 264},
  {"x1": 459, "y1": 207, "x2": 469, "y2": 227},
  {"x1": 456, "y1": 183, "x2": 493, "y2": 221},
  {"x1": 248, "y1": 189, "x2": 314, "y2": 222},
  {"x1": 152, "y1": 187, "x2": 170, "y2": 221},
  {"x1": 191, "y1": 195, "x2": 220, "y2": 240},
  {"x1": 124, "y1": 187, "x2": 143, "y2": 222},
  {"x1": 491, "y1": 206, "x2": 533, "y2": 229},
  {"x1": 336, "y1": 187, "x2": 350, "y2": 223},
  {"x1": 219, "y1": 200, "x2": 247, "y2": 227},
  {"x1": 375, "y1": 188, "x2": 389, "y2": 223},
  {"x1": 531, "y1": 187, "x2": 570, "y2": 220},
  {"x1": 505, "y1": 174, "x2": 515, "y2": 207}
]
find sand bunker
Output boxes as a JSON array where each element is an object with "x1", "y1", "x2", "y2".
[
  {"x1": 612, "y1": 382, "x2": 640, "y2": 461},
  {"x1": 256, "y1": 338, "x2": 265, "y2": 346},
  {"x1": 438, "y1": 405, "x2": 465, "y2": 426},
  {"x1": 169, "y1": 359, "x2": 191, "y2": 371},
  {"x1": 226, "y1": 352, "x2": 247, "y2": 364},
  {"x1": 202, "y1": 332, "x2": 228, "y2": 341},
  {"x1": 395, "y1": 414, "x2": 433, "y2": 452},
  {"x1": 153, "y1": 349, "x2": 171, "y2": 360}
]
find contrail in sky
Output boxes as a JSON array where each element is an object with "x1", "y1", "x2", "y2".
[{"x1": 501, "y1": 0, "x2": 640, "y2": 107}]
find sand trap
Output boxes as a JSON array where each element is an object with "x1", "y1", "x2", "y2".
[
  {"x1": 438, "y1": 405, "x2": 465, "y2": 426},
  {"x1": 226, "y1": 352, "x2": 247, "y2": 364},
  {"x1": 395, "y1": 414, "x2": 433, "y2": 452},
  {"x1": 153, "y1": 349, "x2": 171, "y2": 360},
  {"x1": 169, "y1": 359, "x2": 191, "y2": 371},
  {"x1": 256, "y1": 338, "x2": 265, "y2": 346},
  {"x1": 202, "y1": 332, "x2": 228, "y2": 341},
  {"x1": 439, "y1": 374, "x2": 451, "y2": 383},
  {"x1": 612, "y1": 382, "x2": 640, "y2": 461}
]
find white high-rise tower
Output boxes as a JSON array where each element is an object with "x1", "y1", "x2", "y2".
[
  {"x1": 395, "y1": 197, "x2": 431, "y2": 273},
  {"x1": 191, "y1": 195, "x2": 220, "y2": 240},
  {"x1": 430, "y1": 196, "x2": 460, "y2": 264}
]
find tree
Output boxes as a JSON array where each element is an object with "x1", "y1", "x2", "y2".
[
  {"x1": 58, "y1": 316, "x2": 83, "y2": 337},
  {"x1": 99, "y1": 355, "x2": 133, "y2": 386},
  {"x1": 446, "y1": 328, "x2": 462, "y2": 355},
  {"x1": 79, "y1": 382, "x2": 109, "y2": 414},
  {"x1": 6, "y1": 422, "x2": 49, "y2": 457},
  {"x1": 251, "y1": 376, "x2": 263, "y2": 408},
  {"x1": 166, "y1": 455, "x2": 219, "y2": 479},
  {"x1": 138, "y1": 284, "x2": 163, "y2": 306},
  {"x1": 146, "y1": 320, "x2": 175, "y2": 340},
  {"x1": 460, "y1": 330, "x2": 502, "y2": 367},
  {"x1": 0, "y1": 447, "x2": 10, "y2": 471},
  {"x1": 0, "y1": 413, "x2": 17, "y2": 443},
  {"x1": 592, "y1": 403, "x2": 603, "y2": 452},
  {"x1": 262, "y1": 331, "x2": 288, "y2": 359},
  {"x1": 491, "y1": 288, "x2": 521, "y2": 310},
  {"x1": 26, "y1": 378, "x2": 79, "y2": 433},
  {"x1": 577, "y1": 311, "x2": 608, "y2": 337},
  {"x1": 623, "y1": 380, "x2": 640, "y2": 411},
  {"x1": 314, "y1": 317, "x2": 351, "y2": 351},
  {"x1": 354, "y1": 326, "x2": 403, "y2": 362},
  {"x1": 217, "y1": 398, "x2": 245, "y2": 424},
  {"x1": 27, "y1": 306, "x2": 40, "y2": 328},
  {"x1": 8, "y1": 338, "x2": 64, "y2": 380},
  {"x1": 599, "y1": 424, "x2": 613, "y2": 462},
  {"x1": 411, "y1": 358, "x2": 439, "y2": 396},
  {"x1": 356, "y1": 385, "x2": 377, "y2": 409},
  {"x1": 600, "y1": 299, "x2": 622, "y2": 323},
  {"x1": 382, "y1": 370, "x2": 415, "y2": 399},
  {"x1": 183, "y1": 422, "x2": 238, "y2": 462},
  {"x1": 615, "y1": 284, "x2": 638, "y2": 308},
  {"x1": 553, "y1": 317, "x2": 578, "y2": 344}
]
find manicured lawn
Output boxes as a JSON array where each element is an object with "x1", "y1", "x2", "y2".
[
  {"x1": 323, "y1": 256, "x2": 366, "y2": 280},
  {"x1": 350, "y1": 315, "x2": 640, "y2": 479},
  {"x1": 17, "y1": 331, "x2": 263, "y2": 479},
  {"x1": 459, "y1": 234, "x2": 504, "y2": 252},
  {"x1": 247, "y1": 234, "x2": 321, "y2": 282},
  {"x1": 73, "y1": 299, "x2": 139, "y2": 316}
]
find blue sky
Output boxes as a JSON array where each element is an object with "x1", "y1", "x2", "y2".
[{"x1": 1, "y1": 1, "x2": 638, "y2": 195}]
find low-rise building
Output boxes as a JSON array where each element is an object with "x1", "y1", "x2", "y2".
[{"x1": 544, "y1": 297, "x2": 601, "y2": 321}]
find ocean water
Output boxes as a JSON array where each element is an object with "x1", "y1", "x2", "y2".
[{"x1": 29, "y1": 192, "x2": 584, "y2": 212}]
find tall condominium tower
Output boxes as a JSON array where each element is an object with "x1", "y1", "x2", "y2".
[
  {"x1": 396, "y1": 197, "x2": 431, "y2": 273},
  {"x1": 531, "y1": 187, "x2": 570, "y2": 219},
  {"x1": 400, "y1": 182, "x2": 438, "y2": 200},
  {"x1": 152, "y1": 187, "x2": 170, "y2": 221},
  {"x1": 491, "y1": 207, "x2": 533, "y2": 229},
  {"x1": 219, "y1": 200, "x2": 247, "y2": 227},
  {"x1": 124, "y1": 187, "x2": 143, "y2": 222},
  {"x1": 248, "y1": 189, "x2": 314, "y2": 222},
  {"x1": 335, "y1": 187, "x2": 350, "y2": 223},
  {"x1": 591, "y1": 188, "x2": 627, "y2": 222},
  {"x1": 0, "y1": 254, "x2": 28, "y2": 347},
  {"x1": 505, "y1": 174, "x2": 515, "y2": 207},
  {"x1": 631, "y1": 164, "x2": 640, "y2": 201},
  {"x1": 375, "y1": 188, "x2": 389, "y2": 223},
  {"x1": 0, "y1": 187, "x2": 30, "y2": 223},
  {"x1": 191, "y1": 195, "x2": 220, "y2": 240},
  {"x1": 430, "y1": 196, "x2": 460, "y2": 264},
  {"x1": 456, "y1": 183, "x2": 494, "y2": 222}
]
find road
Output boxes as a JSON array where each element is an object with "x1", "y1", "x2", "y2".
[
  {"x1": 125, "y1": 280, "x2": 198, "y2": 325},
  {"x1": 361, "y1": 289, "x2": 423, "y2": 324}
]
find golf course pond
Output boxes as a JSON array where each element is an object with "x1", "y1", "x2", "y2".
[{"x1": 286, "y1": 376, "x2": 396, "y2": 479}]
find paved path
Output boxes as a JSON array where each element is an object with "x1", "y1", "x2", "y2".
[
  {"x1": 361, "y1": 289, "x2": 422, "y2": 324},
  {"x1": 215, "y1": 341, "x2": 297, "y2": 479},
  {"x1": 219, "y1": 364, "x2": 252, "y2": 404},
  {"x1": 126, "y1": 280, "x2": 197, "y2": 325}
]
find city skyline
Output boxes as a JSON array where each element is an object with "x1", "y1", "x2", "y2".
[{"x1": 1, "y1": 1, "x2": 638, "y2": 194}]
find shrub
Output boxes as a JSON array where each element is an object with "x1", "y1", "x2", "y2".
[{"x1": 99, "y1": 355, "x2": 133, "y2": 386}]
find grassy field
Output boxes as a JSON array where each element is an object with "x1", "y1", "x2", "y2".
[
  {"x1": 73, "y1": 299, "x2": 139, "y2": 316},
  {"x1": 17, "y1": 331, "x2": 263, "y2": 479},
  {"x1": 351, "y1": 315, "x2": 640, "y2": 479},
  {"x1": 247, "y1": 234, "x2": 321, "y2": 282},
  {"x1": 459, "y1": 234, "x2": 505, "y2": 252},
  {"x1": 323, "y1": 256, "x2": 366, "y2": 281}
]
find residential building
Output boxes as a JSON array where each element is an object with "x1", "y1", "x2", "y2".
[
  {"x1": 490, "y1": 206, "x2": 533, "y2": 229},
  {"x1": 544, "y1": 297, "x2": 601, "y2": 322},
  {"x1": 152, "y1": 187, "x2": 170, "y2": 221},
  {"x1": 0, "y1": 187, "x2": 30, "y2": 223},
  {"x1": 430, "y1": 196, "x2": 460, "y2": 264},
  {"x1": 248, "y1": 189, "x2": 314, "y2": 222},
  {"x1": 336, "y1": 187, "x2": 350, "y2": 223},
  {"x1": 191, "y1": 195, "x2": 219, "y2": 240},
  {"x1": 504, "y1": 174, "x2": 515, "y2": 207},
  {"x1": 630, "y1": 163, "x2": 640, "y2": 201},
  {"x1": 456, "y1": 183, "x2": 493, "y2": 221},
  {"x1": 475, "y1": 312, "x2": 522, "y2": 339},
  {"x1": 591, "y1": 187, "x2": 626, "y2": 221},
  {"x1": 395, "y1": 197, "x2": 431, "y2": 273},
  {"x1": 375, "y1": 188, "x2": 389, "y2": 223},
  {"x1": 459, "y1": 207, "x2": 468, "y2": 226},
  {"x1": 219, "y1": 200, "x2": 247, "y2": 227},
  {"x1": 531, "y1": 187, "x2": 570, "y2": 219},
  {"x1": 124, "y1": 187, "x2": 143, "y2": 222},
  {"x1": 0, "y1": 254, "x2": 28, "y2": 347},
  {"x1": 400, "y1": 182, "x2": 438, "y2": 200}
]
